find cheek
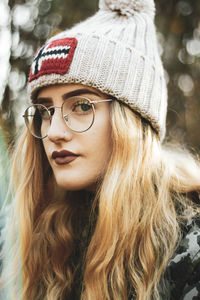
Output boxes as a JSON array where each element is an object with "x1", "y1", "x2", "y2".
[{"x1": 87, "y1": 123, "x2": 112, "y2": 174}]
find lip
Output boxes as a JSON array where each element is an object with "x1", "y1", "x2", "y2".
[{"x1": 52, "y1": 150, "x2": 79, "y2": 165}]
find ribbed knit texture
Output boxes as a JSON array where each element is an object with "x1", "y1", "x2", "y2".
[{"x1": 28, "y1": 0, "x2": 167, "y2": 140}]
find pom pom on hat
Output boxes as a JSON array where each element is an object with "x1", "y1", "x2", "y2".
[{"x1": 99, "y1": 0, "x2": 155, "y2": 18}]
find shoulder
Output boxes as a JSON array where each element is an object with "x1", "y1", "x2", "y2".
[
  {"x1": 166, "y1": 215, "x2": 200, "y2": 300},
  {"x1": 171, "y1": 216, "x2": 200, "y2": 264}
]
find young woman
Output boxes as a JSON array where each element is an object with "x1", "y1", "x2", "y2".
[{"x1": 1, "y1": 0, "x2": 200, "y2": 299}]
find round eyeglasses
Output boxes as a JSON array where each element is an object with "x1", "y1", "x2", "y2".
[{"x1": 23, "y1": 96, "x2": 113, "y2": 139}]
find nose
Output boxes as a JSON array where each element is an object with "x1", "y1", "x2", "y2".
[{"x1": 47, "y1": 109, "x2": 73, "y2": 142}]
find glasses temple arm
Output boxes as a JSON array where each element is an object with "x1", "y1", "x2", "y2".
[{"x1": 91, "y1": 99, "x2": 113, "y2": 104}]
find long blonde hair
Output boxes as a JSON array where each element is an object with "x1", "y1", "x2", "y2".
[{"x1": 1, "y1": 100, "x2": 200, "y2": 300}]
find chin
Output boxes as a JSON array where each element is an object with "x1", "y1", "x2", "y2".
[
  {"x1": 56, "y1": 181, "x2": 84, "y2": 191},
  {"x1": 53, "y1": 168, "x2": 102, "y2": 192},
  {"x1": 55, "y1": 177, "x2": 97, "y2": 192}
]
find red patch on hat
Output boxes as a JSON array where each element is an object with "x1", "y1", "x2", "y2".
[{"x1": 28, "y1": 37, "x2": 78, "y2": 82}]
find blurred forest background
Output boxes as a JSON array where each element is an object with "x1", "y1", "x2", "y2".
[{"x1": 0, "y1": 0, "x2": 200, "y2": 152}]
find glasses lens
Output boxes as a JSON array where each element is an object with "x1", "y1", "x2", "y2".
[
  {"x1": 62, "y1": 97, "x2": 94, "y2": 132},
  {"x1": 24, "y1": 104, "x2": 50, "y2": 138}
]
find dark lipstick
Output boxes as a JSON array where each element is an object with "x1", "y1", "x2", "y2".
[{"x1": 52, "y1": 150, "x2": 79, "y2": 165}]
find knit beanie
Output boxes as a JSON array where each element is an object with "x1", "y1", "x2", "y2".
[{"x1": 28, "y1": 0, "x2": 167, "y2": 140}]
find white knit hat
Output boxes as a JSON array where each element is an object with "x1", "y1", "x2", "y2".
[{"x1": 28, "y1": 0, "x2": 167, "y2": 140}]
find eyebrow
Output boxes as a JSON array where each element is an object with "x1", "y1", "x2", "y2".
[{"x1": 35, "y1": 88, "x2": 101, "y2": 104}]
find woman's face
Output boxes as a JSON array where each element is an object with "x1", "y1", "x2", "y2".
[{"x1": 37, "y1": 83, "x2": 112, "y2": 191}]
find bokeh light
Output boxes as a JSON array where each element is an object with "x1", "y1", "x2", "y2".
[
  {"x1": 0, "y1": 0, "x2": 11, "y2": 104},
  {"x1": 12, "y1": 4, "x2": 38, "y2": 31},
  {"x1": 178, "y1": 74, "x2": 194, "y2": 96},
  {"x1": 186, "y1": 39, "x2": 200, "y2": 56},
  {"x1": 176, "y1": 1, "x2": 193, "y2": 16}
]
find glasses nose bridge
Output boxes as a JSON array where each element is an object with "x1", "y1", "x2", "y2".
[
  {"x1": 49, "y1": 105, "x2": 64, "y2": 120},
  {"x1": 47, "y1": 104, "x2": 71, "y2": 135},
  {"x1": 48, "y1": 104, "x2": 72, "y2": 133}
]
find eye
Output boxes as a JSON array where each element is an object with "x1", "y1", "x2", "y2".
[
  {"x1": 72, "y1": 101, "x2": 92, "y2": 113},
  {"x1": 37, "y1": 106, "x2": 50, "y2": 120},
  {"x1": 48, "y1": 107, "x2": 55, "y2": 116}
]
